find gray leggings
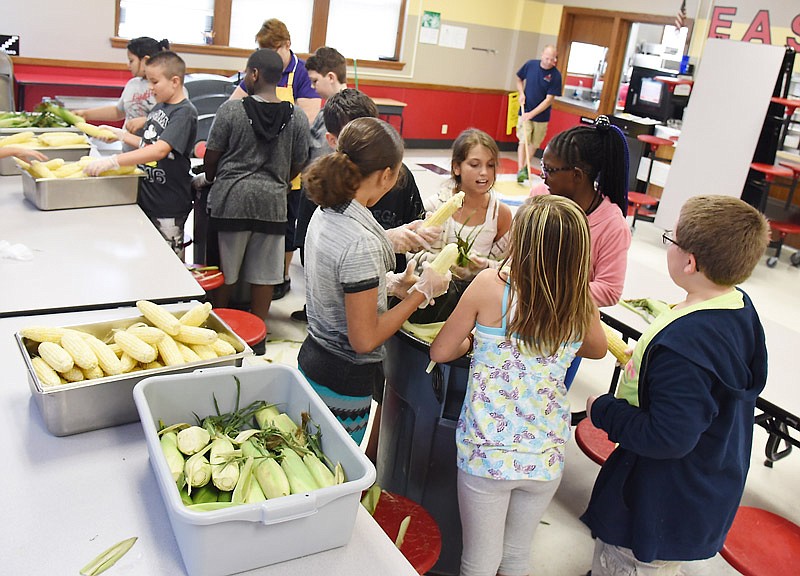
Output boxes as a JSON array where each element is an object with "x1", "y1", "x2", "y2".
[{"x1": 457, "y1": 468, "x2": 561, "y2": 576}]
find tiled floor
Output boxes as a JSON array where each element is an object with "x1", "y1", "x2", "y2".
[{"x1": 252, "y1": 150, "x2": 800, "y2": 575}]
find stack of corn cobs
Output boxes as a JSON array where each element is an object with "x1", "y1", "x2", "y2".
[{"x1": 160, "y1": 385, "x2": 346, "y2": 511}]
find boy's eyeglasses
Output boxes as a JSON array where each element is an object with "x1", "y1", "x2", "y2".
[
  {"x1": 662, "y1": 230, "x2": 684, "y2": 250},
  {"x1": 540, "y1": 162, "x2": 574, "y2": 178}
]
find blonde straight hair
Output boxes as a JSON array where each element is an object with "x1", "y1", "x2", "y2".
[{"x1": 505, "y1": 195, "x2": 595, "y2": 357}]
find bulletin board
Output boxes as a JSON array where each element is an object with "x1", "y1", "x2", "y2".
[{"x1": 654, "y1": 39, "x2": 786, "y2": 229}]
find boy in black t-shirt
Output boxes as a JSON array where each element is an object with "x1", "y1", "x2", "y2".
[{"x1": 86, "y1": 51, "x2": 197, "y2": 259}]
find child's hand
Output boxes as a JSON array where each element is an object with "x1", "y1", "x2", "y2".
[
  {"x1": 409, "y1": 261, "x2": 452, "y2": 308},
  {"x1": 586, "y1": 395, "x2": 598, "y2": 421},
  {"x1": 124, "y1": 117, "x2": 146, "y2": 134},
  {"x1": 192, "y1": 173, "x2": 214, "y2": 190},
  {"x1": 386, "y1": 260, "x2": 419, "y2": 299},
  {"x1": 96, "y1": 125, "x2": 125, "y2": 143},
  {"x1": 3, "y1": 147, "x2": 48, "y2": 162},
  {"x1": 408, "y1": 220, "x2": 442, "y2": 249},
  {"x1": 84, "y1": 155, "x2": 120, "y2": 176},
  {"x1": 386, "y1": 222, "x2": 438, "y2": 253}
]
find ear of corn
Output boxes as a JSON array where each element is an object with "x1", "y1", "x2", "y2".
[
  {"x1": 52, "y1": 162, "x2": 85, "y2": 178},
  {"x1": 0, "y1": 131, "x2": 35, "y2": 146},
  {"x1": 422, "y1": 191, "x2": 465, "y2": 228},
  {"x1": 29, "y1": 160, "x2": 56, "y2": 179},
  {"x1": 189, "y1": 344, "x2": 217, "y2": 360},
  {"x1": 83, "y1": 335, "x2": 124, "y2": 375},
  {"x1": 184, "y1": 449, "x2": 212, "y2": 492},
  {"x1": 180, "y1": 302, "x2": 212, "y2": 327},
  {"x1": 601, "y1": 323, "x2": 633, "y2": 365},
  {"x1": 42, "y1": 158, "x2": 65, "y2": 170},
  {"x1": 118, "y1": 353, "x2": 138, "y2": 373},
  {"x1": 429, "y1": 243, "x2": 459, "y2": 274},
  {"x1": 232, "y1": 455, "x2": 257, "y2": 504},
  {"x1": 211, "y1": 337, "x2": 237, "y2": 357},
  {"x1": 31, "y1": 356, "x2": 62, "y2": 387},
  {"x1": 176, "y1": 426, "x2": 211, "y2": 456},
  {"x1": 136, "y1": 300, "x2": 181, "y2": 336},
  {"x1": 126, "y1": 324, "x2": 166, "y2": 344},
  {"x1": 245, "y1": 471, "x2": 267, "y2": 503},
  {"x1": 255, "y1": 405, "x2": 280, "y2": 430},
  {"x1": 114, "y1": 330, "x2": 157, "y2": 364},
  {"x1": 37, "y1": 132, "x2": 88, "y2": 147},
  {"x1": 59, "y1": 366, "x2": 86, "y2": 382},
  {"x1": 280, "y1": 448, "x2": 320, "y2": 494},
  {"x1": 156, "y1": 334, "x2": 184, "y2": 367},
  {"x1": 81, "y1": 365, "x2": 105, "y2": 380},
  {"x1": 75, "y1": 121, "x2": 117, "y2": 140},
  {"x1": 141, "y1": 360, "x2": 163, "y2": 370},
  {"x1": 176, "y1": 342, "x2": 202, "y2": 363},
  {"x1": 254, "y1": 457, "x2": 291, "y2": 499},
  {"x1": 217, "y1": 332, "x2": 245, "y2": 353},
  {"x1": 20, "y1": 326, "x2": 67, "y2": 343},
  {"x1": 38, "y1": 341, "x2": 74, "y2": 373},
  {"x1": 303, "y1": 453, "x2": 335, "y2": 488},
  {"x1": 60, "y1": 331, "x2": 99, "y2": 370},
  {"x1": 174, "y1": 325, "x2": 218, "y2": 345},
  {"x1": 210, "y1": 436, "x2": 240, "y2": 492},
  {"x1": 160, "y1": 431, "x2": 185, "y2": 483}
]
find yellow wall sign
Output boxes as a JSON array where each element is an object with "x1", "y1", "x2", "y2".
[{"x1": 507, "y1": 91, "x2": 520, "y2": 135}]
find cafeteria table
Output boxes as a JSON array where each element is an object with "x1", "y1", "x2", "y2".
[
  {"x1": 373, "y1": 97, "x2": 407, "y2": 135},
  {"x1": 0, "y1": 174, "x2": 204, "y2": 317},
  {"x1": 0, "y1": 307, "x2": 418, "y2": 575}
]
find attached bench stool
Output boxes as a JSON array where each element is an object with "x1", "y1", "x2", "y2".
[
  {"x1": 214, "y1": 307, "x2": 267, "y2": 355},
  {"x1": 574, "y1": 417, "x2": 616, "y2": 466},
  {"x1": 720, "y1": 506, "x2": 800, "y2": 576},
  {"x1": 372, "y1": 491, "x2": 442, "y2": 574}
]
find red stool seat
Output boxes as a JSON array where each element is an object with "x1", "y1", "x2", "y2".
[
  {"x1": 188, "y1": 266, "x2": 224, "y2": 292},
  {"x1": 214, "y1": 308, "x2": 266, "y2": 348},
  {"x1": 627, "y1": 191, "x2": 659, "y2": 229},
  {"x1": 372, "y1": 491, "x2": 442, "y2": 574},
  {"x1": 575, "y1": 417, "x2": 616, "y2": 466},
  {"x1": 778, "y1": 162, "x2": 800, "y2": 210},
  {"x1": 720, "y1": 506, "x2": 800, "y2": 576},
  {"x1": 750, "y1": 163, "x2": 793, "y2": 182},
  {"x1": 769, "y1": 220, "x2": 800, "y2": 236},
  {"x1": 636, "y1": 134, "x2": 674, "y2": 153}
]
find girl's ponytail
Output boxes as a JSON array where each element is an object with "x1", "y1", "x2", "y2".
[{"x1": 594, "y1": 115, "x2": 629, "y2": 215}]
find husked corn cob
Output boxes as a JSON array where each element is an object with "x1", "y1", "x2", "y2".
[
  {"x1": 0, "y1": 131, "x2": 35, "y2": 146},
  {"x1": 59, "y1": 366, "x2": 86, "y2": 383},
  {"x1": 156, "y1": 334, "x2": 184, "y2": 367},
  {"x1": 83, "y1": 334, "x2": 124, "y2": 375},
  {"x1": 38, "y1": 341, "x2": 74, "y2": 373},
  {"x1": 106, "y1": 342, "x2": 123, "y2": 357},
  {"x1": 136, "y1": 300, "x2": 181, "y2": 336},
  {"x1": 211, "y1": 337, "x2": 236, "y2": 357},
  {"x1": 141, "y1": 360, "x2": 163, "y2": 370},
  {"x1": 37, "y1": 132, "x2": 88, "y2": 147},
  {"x1": 174, "y1": 325, "x2": 218, "y2": 346},
  {"x1": 280, "y1": 448, "x2": 320, "y2": 494},
  {"x1": 52, "y1": 162, "x2": 85, "y2": 178},
  {"x1": 189, "y1": 344, "x2": 217, "y2": 360},
  {"x1": 114, "y1": 330, "x2": 157, "y2": 364},
  {"x1": 176, "y1": 341, "x2": 202, "y2": 363},
  {"x1": 429, "y1": 243, "x2": 460, "y2": 274},
  {"x1": 177, "y1": 425, "x2": 211, "y2": 456},
  {"x1": 180, "y1": 302, "x2": 213, "y2": 327},
  {"x1": 60, "y1": 331, "x2": 98, "y2": 371},
  {"x1": 421, "y1": 191, "x2": 465, "y2": 228},
  {"x1": 20, "y1": 325, "x2": 67, "y2": 343},
  {"x1": 118, "y1": 353, "x2": 138, "y2": 373},
  {"x1": 75, "y1": 121, "x2": 117, "y2": 140},
  {"x1": 31, "y1": 356, "x2": 62, "y2": 387},
  {"x1": 41, "y1": 158, "x2": 65, "y2": 170},
  {"x1": 602, "y1": 323, "x2": 632, "y2": 365},
  {"x1": 216, "y1": 332, "x2": 244, "y2": 353},
  {"x1": 29, "y1": 160, "x2": 56, "y2": 179},
  {"x1": 126, "y1": 324, "x2": 166, "y2": 344},
  {"x1": 81, "y1": 365, "x2": 105, "y2": 380}
]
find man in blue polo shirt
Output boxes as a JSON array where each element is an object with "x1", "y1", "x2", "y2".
[{"x1": 516, "y1": 45, "x2": 562, "y2": 182}]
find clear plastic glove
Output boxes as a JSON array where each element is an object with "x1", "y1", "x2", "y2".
[
  {"x1": 192, "y1": 173, "x2": 214, "y2": 190},
  {"x1": 408, "y1": 260, "x2": 451, "y2": 308},
  {"x1": 407, "y1": 220, "x2": 442, "y2": 249},
  {"x1": 96, "y1": 125, "x2": 125, "y2": 143},
  {"x1": 385, "y1": 222, "x2": 438, "y2": 253},
  {"x1": 385, "y1": 260, "x2": 418, "y2": 299},
  {"x1": 469, "y1": 255, "x2": 501, "y2": 270},
  {"x1": 84, "y1": 155, "x2": 120, "y2": 177}
]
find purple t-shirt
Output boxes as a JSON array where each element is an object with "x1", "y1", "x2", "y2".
[{"x1": 238, "y1": 52, "x2": 319, "y2": 100}]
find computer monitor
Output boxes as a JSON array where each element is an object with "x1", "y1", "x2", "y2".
[
  {"x1": 624, "y1": 66, "x2": 677, "y2": 122},
  {"x1": 639, "y1": 78, "x2": 663, "y2": 105}
]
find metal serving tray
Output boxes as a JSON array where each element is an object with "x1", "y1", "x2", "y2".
[
  {"x1": 0, "y1": 145, "x2": 90, "y2": 176},
  {"x1": 0, "y1": 126, "x2": 81, "y2": 135},
  {"x1": 16, "y1": 306, "x2": 253, "y2": 436},
  {"x1": 20, "y1": 166, "x2": 142, "y2": 210}
]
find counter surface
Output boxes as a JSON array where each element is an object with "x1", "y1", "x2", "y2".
[
  {"x1": 0, "y1": 308, "x2": 418, "y2": 575},
  {"x1": 0, "y1": 175, "x2": 204, "y2": 317}
]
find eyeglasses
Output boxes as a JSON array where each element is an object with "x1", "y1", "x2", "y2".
[
  {"x1": 540, "y1": 162, "x2": 574, "y2": 179},
  {"x1": 662, "y1": 230, "x2": 684, "y2": 250}
]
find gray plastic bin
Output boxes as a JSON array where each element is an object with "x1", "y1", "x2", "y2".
[{"x1": 377, "y1": 331, "x2": 470, "y2": 576}]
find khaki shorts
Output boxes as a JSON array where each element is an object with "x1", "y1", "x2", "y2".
[{"x1": 517, "y1": 118, "x2": 549, "y2": 152}]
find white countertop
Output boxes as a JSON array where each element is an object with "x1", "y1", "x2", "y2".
[
  {"x1": 0, "y1": 174, "x2": 204, "y2": 317},
  {"x1": 0, "y1": 308, "x2": 418, "y2": 575}
]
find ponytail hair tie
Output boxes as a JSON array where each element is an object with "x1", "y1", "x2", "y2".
[{"x1": 594, "y1": 115, "x2": 611, "y2": 132}]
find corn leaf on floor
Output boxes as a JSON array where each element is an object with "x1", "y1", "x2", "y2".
[{"x1": 191, "y1": 150, "x2": 800, "y2": 575}]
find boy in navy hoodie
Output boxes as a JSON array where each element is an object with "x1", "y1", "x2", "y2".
[{"x1": 581, "y1": 195, "x2": 769, "y2": 576}]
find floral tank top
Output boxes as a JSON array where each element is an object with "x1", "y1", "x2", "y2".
[{"x1": 456, "y1": 282, "x2": 580, "y2": 481}]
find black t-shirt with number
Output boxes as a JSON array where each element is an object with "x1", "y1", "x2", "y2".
[{"x1": 137, "y1": 99, "x2": 198, "y2": 219}]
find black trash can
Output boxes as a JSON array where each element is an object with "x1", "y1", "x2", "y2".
[{"x1": 377, "y1": 330, "x2": 470, "y2": 576}]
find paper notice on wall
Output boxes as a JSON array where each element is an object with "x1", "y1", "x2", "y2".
[
  {"x1": 420, "y1": 11, "x2": 440, "y2": 45},
  {"x1": 439, "y1": 24, "x2": 467, "y2": 49}
]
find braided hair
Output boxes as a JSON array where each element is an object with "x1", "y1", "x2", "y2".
[{"x1": 545, "y1": 115, "x2": 629, "y2": 214}]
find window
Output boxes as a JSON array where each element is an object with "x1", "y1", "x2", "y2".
[{"x1": 115, "y1": 0, "x2": 407, "y2": 63}]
